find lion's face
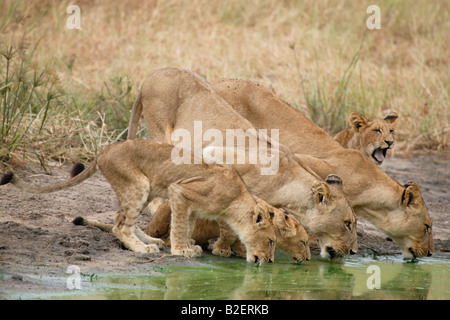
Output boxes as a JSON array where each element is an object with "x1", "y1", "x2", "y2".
[
  {"x1": 303, "y1": 175, "x2": 358, "y2": 259},
  {"x1": 242, "y1": 203, "x2": 277, "y2": 264},
  {"x1": 383, "y1": 181, "x2": 434, "y2": 260},
  {"x1": 349, "y1": 112, "x2": 398, "y2": 165},
  {"x1": 274, "y1": 210, "x2": 311, "y2": 263}
]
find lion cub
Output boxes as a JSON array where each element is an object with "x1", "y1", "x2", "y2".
[
  {"x1": 74, "y1": 199, "x2": 311, "y2": 263},
  {"x1": 1, "y1": 140, "x2": 277, "y2": 263},
  {"x1": 334, "y1": 112, "x2": 398, "y2": 165},
  {"x1": 146, "y1": 200, "x2": 311, "y2": 263}
]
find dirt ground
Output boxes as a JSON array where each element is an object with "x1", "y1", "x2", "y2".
[{"x1": 0, "y1": 152, "x2": 449, "y2": 299}]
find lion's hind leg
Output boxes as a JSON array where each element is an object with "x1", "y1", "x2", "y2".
[
  {"x1": 135, "y1": 227, "x2": 165, "y2": 249},
  {"x1": 111, "y1": 177, "x2": 160, "y2": 254}
]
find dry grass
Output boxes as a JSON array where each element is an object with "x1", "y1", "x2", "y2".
[{"x1": 1, "y1": 0, "x2": 449, "y2": 167}]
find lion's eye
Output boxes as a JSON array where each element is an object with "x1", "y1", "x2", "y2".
[
  {"x1": 300, "y1": 240, "x2": 307, "y2": 246},
  {"x1": 268, "y1": 239, "x2": 275, "y2": 247},
  {"x1": 390, "y1": 130, "x2": 395, "y2": 134},
  {"x1": 373, "y1": 129, "x2": 382, "y2": 133},
  {"x1": 425, "y1": 224, "x2": 430, "y2": 233}
]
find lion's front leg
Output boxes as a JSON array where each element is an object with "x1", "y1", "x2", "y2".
[
  {"x1": 230, "y1": 239, "x2": 247, "y2": 258},
  {"x1": 168, "y1": 190, "x2": 202, "y2": 258},
  {"x1": 212, "y1": 221, "x2": 237, "y2": 257},
  {"x1": 187, "y1": 213, "x2": 202, "y2": 255}
]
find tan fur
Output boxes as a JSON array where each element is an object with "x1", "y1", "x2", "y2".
[
  {"x1": 127, "y1": 68, "x2": 357, "y2": 258},
  {"x1": 334, "y1": 112, "x2": 398, "y2": 165},
  {"x1": 147, "y1": 199, "x2": 310, "y2": 263},
  {"x1": 211, "y1": 78, "x2": 434, "y2": 259},
  {"x1": 3, "y1": 141, "x2": 278, "y2": 263},
  {"x1": 77, "y1": 199, "x2": 311, "y2": 263}
]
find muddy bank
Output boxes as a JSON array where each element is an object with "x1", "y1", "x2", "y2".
[
  {"x1": 357, "y1": 153, "x2": 449, "y2": 254},
  {"x1": 0, "y1": 153, "x2": 448, "y2": 299}
]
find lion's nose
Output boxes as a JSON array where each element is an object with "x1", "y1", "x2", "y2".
[{"x1": 385, "y1": 140, "x2": 394, "y2": 146}]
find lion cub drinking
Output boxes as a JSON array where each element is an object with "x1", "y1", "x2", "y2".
[
  {"x1": 75, "y1": 199, "x2": 311, "y2": 263},
  {"x1": 147, "y1": 200, "x2": 311, "y2": 263},
  {"x1": 0, "y1": 140, "x2": 277, "y2": 263}
]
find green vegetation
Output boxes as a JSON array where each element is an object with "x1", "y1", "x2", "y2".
[{"x1": 1, "y1": 0, "x2": 448, "y2": 168}]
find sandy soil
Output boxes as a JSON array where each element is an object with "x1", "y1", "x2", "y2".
[
  {"x1": 0, "y1": 152, "x2": 448, "y2": 299},
  {"x1": 357, "y1": 153, "x2": 449, "y2": 253}
]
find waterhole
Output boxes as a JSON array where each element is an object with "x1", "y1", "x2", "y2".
[{"x1": 19, "y1": 253, "x2": 450, "y2": 300}]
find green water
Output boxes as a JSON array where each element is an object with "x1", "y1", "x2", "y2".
[{"x1": 28, "y1": 253, "x2": 450, "y2": 300}]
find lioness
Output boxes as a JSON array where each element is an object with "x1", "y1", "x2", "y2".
[
  {"x1": 74, "y1": 199, "x2": 311, "y2": 263},
  {"x1": 0, "y1": 141, "x2": 277, "y2": 263},
  {"x1": 334, "y1": 112, "x2": 398, "y2": 165},
  {"x1": 126, "y1": 68, "x2": 357, "y2": 259},
  {"x1": 211, "y1": 78, "x2": 433, "y2": 259}
]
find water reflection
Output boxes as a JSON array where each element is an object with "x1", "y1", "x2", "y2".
[
  {"x1": 354, "y1": 263, "x2": 432, "y2": 300},
  {"x1": 43, "y1": 255, "x2": 448, "y2": 300},
  {"x1": 229, "y1": 261, "x2": 354, "y2": 300}
]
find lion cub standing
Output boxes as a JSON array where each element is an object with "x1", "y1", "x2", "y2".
[
  {"x1": 1, "y1": 141, "x2": 277, "y2": 263},
  {"x1": 146, "y1": 200, "x2": 311, "y2": 263},
  {"x1": 75, "y1": 199, "x2": 311, "y2": 263},
  {"x1": 334, "y1": 112, "x2": 398, "y2": 165}
]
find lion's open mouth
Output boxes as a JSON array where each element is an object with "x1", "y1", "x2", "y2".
[
  {"x1": 254, "y1": 256, "x2": 272, "y2": 266},
  {"x1": 407, "y1": 247, "x2": 418, "y2": 261},
  {"x1": 372, "y1": 147, "x2": 388, "y2": 164},
  {"x1": 326, "y1": 246, "x2": 342, "y2": 260}
]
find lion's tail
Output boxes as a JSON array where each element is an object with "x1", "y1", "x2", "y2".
[
  {"x1": 72, "y1": 216, "x2": 113, "y2": 232},
  {"x1": 127, "y1": 89, "x2": 143, "y2": 139},
  {"x1": 0, "y1": 160, "x2": 98, "y2": 194}
]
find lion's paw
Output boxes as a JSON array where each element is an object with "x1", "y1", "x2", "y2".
[
  {"x1": 212, "y1": 246, "x2": 232, "y2": 257},
  {"x1": 171, "y1": 246, "x2": 202, "y2": 258},
  {"x1": 131, "y1": 243, "x2": 160, "y2": 254},
  {"x1": 190, "y1": 244, "x2": 203, "y2": 256}
]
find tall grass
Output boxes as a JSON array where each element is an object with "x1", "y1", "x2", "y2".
[
  {"x1": 292, "y1": 40, "x2": 363, "y2": 135},
  {"x1": 0, "y1": 16, "x2": 57, "y2": 162},
  {"x1": 0, "y1": 8, "x2": 134, "y2": 169},
  {"x1": 0, "y1": 0, "x2": 448, "y2": 169}
]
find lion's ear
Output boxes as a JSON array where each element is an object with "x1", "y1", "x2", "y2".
[
  {"x1": 402, "y1": 180, "x2": 422, "y2": 210},
  {"x1": 384, "y1": 112, "x2": 399, "y2": 126},
  {"x1": 253, "y1": 203, "x2": 271, "y2": 228},
  {"x1": 325, "y1": 174, "x2": 343, "y2": 188},
  {"x1": 349, "y1": 112, "x2": 367, "y2": 133},
  {"x1": 311, "y1": 181, "x2": 331, "y2": 206},
  {"x1": 273, "y1": 210, "x2": 297, "y2": 237}
]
